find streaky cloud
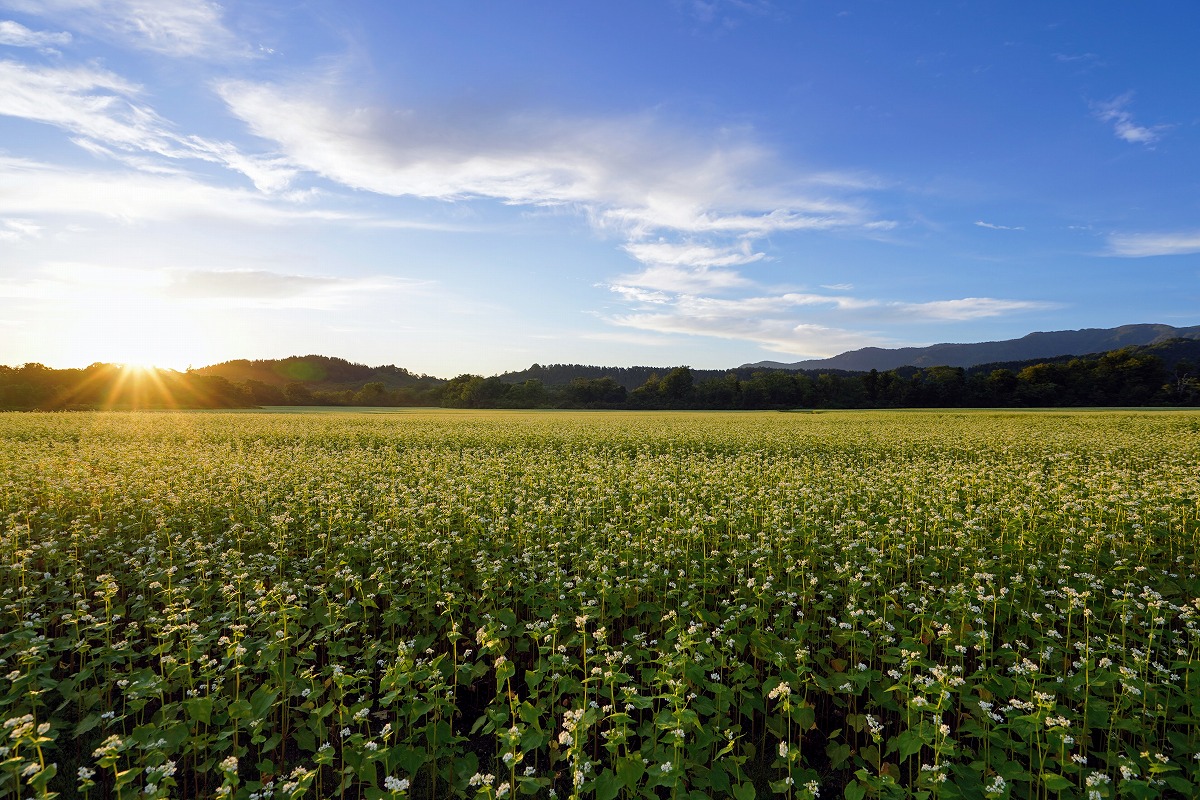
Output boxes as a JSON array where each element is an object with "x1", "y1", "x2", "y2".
[
  {"x1": 611, "y1": 265, "x2": 750, "y2": 294},
  {"x1": 2, "y1": 0, "x2": 247, "y2": 59},
  {"x1": 611, "y1": 309, "x2": 886, "y2": 358},
  {"x1": 1093, "y1": 93, "x2": 1166, "y2": 145},
  {"x1": 0, "y1": 60, "x2": 295, "y2": 191},
  {"x1": 0, "y1": 19, "x2": 70, "y2": 50},
  {"x1": 895, "y1": 297, "x2": 1059, "y2": 321},
  {"x1": 215, "y1": 79, "x2": 887, "y2": 241},
  {"x1": 1107, "y1": 230, "x2": 1200, "y2": 257},
  {"x1": 623, "y1": 240, "x2": 765, "y2": 268}
]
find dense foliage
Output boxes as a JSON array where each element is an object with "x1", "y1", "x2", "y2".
[{"x1": 1, "y1": 409, "x2": 1198, "y2": 799}]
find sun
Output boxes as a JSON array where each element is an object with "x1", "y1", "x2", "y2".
[{"x1": 118, "y1": 359, "x2": 169, "y2": 374}]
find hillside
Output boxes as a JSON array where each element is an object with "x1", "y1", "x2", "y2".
[
  {"x1": 193, "y1": 355, "x2": 443, "y2": 391},
  {"x1": 744, "y1": 323, "x2": 1200, "y2": 372}
]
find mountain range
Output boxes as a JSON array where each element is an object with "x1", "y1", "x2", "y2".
[{"x1": 742, "y1": 324, "x2": 1200, "y2": 372}]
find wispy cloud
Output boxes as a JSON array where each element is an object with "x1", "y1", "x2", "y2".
[
  {"x1": 162, "y1": 269, "x2": 425, "y2": 309},
  {"x1": 1, "y1": 262, "x2": 421, "y2": 311},
  {"x1": 0, "y1": 60, "x2": 295, "y2": 190},
  {"x1": 216, "y1": 79, "x2": 888, "y2": 243},
  {"x1": 607, "y1": 285, "x2": 672, "y2": 305},
  {"x1": 164, "y1": 269, "x2": 343, "y2": 300},
  {"x1": 0, "y1": 19, "x2": 70, "y2": 51},
  {"x1": 1093, "y1": 93, "x2": 1166, "y2": 145},
  {"x1": 975, "y1": 220, "x2": 1024, "y2": 231},
  {"x1": 686, "y1": 0, "x2": 778, "y2": 29},
  {"x1": 605, "y1": 281, "x2": 1058, "y2": 355},
  {"x1": 0, "y1": 218, "x2": 40, "y2": 241},
  {"x1": 610, "y1": 265, "x2": 750, "y2": 294},
  {"x1": 0, "y1": 156, "x2": 331, "y2": 225},
  {"x1": 623, "y1": 240, "x2": 765, "y2": 268},
  {"x1": 894, "y1": 297, "x2": 1058, "y2": 320},
  {"x1": 1054, "y1": 52, "x2": 1099, "y2": 65},
  {"x1": 1107, "y1": 230, "x2": 1200, "y2": 257},
  {"x1": 611, "y1": 309, "x2": 885, "y2": 358},
  {"x1": 1, "y1": 0, "x2": 246, "y2": 59}
]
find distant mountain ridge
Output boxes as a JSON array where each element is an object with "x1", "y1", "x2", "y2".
[{"x1": 743, "y1": 324, "x2": 1200, "y2": 372}]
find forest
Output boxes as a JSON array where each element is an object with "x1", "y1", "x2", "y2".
[{"x1": 2, "y1": 340, "x2": 1198, "y2": 411}]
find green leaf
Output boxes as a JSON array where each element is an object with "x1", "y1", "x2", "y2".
[
  {"x1": 615, "y1": 756, "x2": 646, "y2": 788},
  {"x1": 1040, "y1": 773, "x2": 1072, "y2": 792},
  {"x1": 887, "y1": 728, "x2": 927, "y2": 759},
  {"x1": 730, "y1": 781, "x2": 756, "y2": 800},
  {"x1": 845, "y1": 780, "x2": 867, "y2": 800},
  {"x1": 517, "y1": 701, "x2": 541, "y2": 726},
  {"x1": 826, "y1": 741, "x2": 852, "y2": 769},
  {"x1": 185, "y1": 696, "x2": 213, "y2": 725},
  {"x1": 227, "y1": 698, "x2": 253, "y2": 720},
  {"x1": 73, "y1": 713, "x2": 101, "y2": 736},
  {"x1": 1165, "y1": 776, "x2": 1195, "y2": 795},
  {"x1": 249, "y1": 686, "x2": 279, "y2": 718},
  {"x1": 594, "y1": 769, "x2": 621, "y2": 800},
  {"x1": 294, "y1": 727, "x2": 316, "y2": 753}
]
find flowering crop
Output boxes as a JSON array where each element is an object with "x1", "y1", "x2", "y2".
[{"x1": 0, "y1": 409, "x2": 1198, "y2": 799}]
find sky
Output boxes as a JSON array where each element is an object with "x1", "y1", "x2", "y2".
[{"x1": 0, "y1": 1, "x2": 1197, "y2": 376}]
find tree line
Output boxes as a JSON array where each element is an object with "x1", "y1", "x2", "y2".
[
  {"x1": 4, "y1": 344, "x2": 1196, "y2": 411},
  {"x1": 435, "y1": 347, "x2": 1199, "y2": 409}
]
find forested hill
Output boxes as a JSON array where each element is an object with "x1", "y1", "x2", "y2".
[
  {"x1": 746, "y1": 323, "x2": 1200, "y2": 371},
  {"x1": 193, "y1": 355, "x2": 442, "y2": 391}
]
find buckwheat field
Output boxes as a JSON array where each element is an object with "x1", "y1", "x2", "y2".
[{"x1": 2, "y1": 410, "x2": 1198, "y2": 800}]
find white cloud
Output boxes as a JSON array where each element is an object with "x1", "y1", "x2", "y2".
[
  {"x1": 686, "y1": 0, "x2": 777, "y2": 27},
  {"x1": 0, "y1": 60, "x2": 295, "y2": 191},
  {"x1": 0, "y1": 262, "x2": 420, "y2": 311},
  {"x1": 0, "y1": 217, "x2": 40, "y2": 241},
  {"x1": 975, "y1": 220, "x2": 1024, "y2": 231},
  {"x1": 164, "y1": 269, "x2": 343, "y2": 300},
  {"x1": 216, "y1": 79, "x2": 886, "y2": 240},
  {"x1": 1093, "y1": 93, "x2": 1166, "y2": 145},
  {"x1": 605, "y1": 287, "x2": 880, "y2": 355},
  {"x1": 611, "y1": 309, "x2": 885, "y2": 357},
  {"x1": 607, "y1": 285, "x2": 672, "y2": 304},
  {"x1": 1107, "y1": 230, "x2": 1200, "y2": 257},
  {"x1": 162, "y1": 269, "x2": 424, "y2": 310},
  {"x1": 673, "y1": 292, "x2": 874, "y2": 315},
  {"x1": 1, "y1": 0, "x2": 245, "y2": 58},
  {"x1": 895, "y1": 297, "x2": 1058, "y2": 320},
  {"x1": 612, "y1": 265, "x2": 751, "y2": 294},
  {"x1": 0, "y1": 156, "x2": 334, "y2": 224},
  {"x1": 0, "y1": 19, "x2": 70, "y2": 50},
  {"x1": 623, "y1": 240, "x2": 764, "y2": 268},
  {"x1": 605, "y1": 280, "x2": 1057, "y2": 354}
]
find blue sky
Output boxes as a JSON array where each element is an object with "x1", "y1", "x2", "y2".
[{"x1": 0, "y1": 1, "x2": 1197, "y2": 375}]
